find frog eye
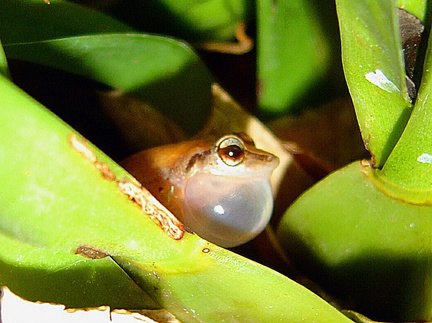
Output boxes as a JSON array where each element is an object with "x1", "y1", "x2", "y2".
[{"x1": 217, "y1": 136, "x2": 245, "y2": 166}]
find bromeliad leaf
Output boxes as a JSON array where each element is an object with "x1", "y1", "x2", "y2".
[
  {"x1": 337, "y1": 0, "x2": 412, "y2": 167},
  {"x1": 3, "y1": 34, "x2": 213, "y2": 135}
]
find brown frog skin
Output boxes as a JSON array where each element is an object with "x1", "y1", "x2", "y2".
[{"x1": 121, "y1": 133, "x2": 279, "y2": 247}]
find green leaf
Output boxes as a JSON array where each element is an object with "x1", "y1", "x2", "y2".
[
  {"x1": 0, "y1": 74, "x2": 353, "y2": 321},
  {"x1": 0, "y1": 234, "x2": 155, "y2": 309},
  {"x1": 336, "y1": 0, "x2": 412, "y2": 167},
  {"x1": 3, "y1": 34, "x2": 213, "y2": 134},
  {"x1": 376, "y1": 26, "x2": 432, "y2": 202},
  {"x1": 0, "y1": 0, "x2": 212, "y2": 134},
  {"x1": 277, "y1": 161, "x2": 432, "y2": 322},
  {"x1": 257, "y1": 0, "x2": 330, "y2": 116},
  {"x1": 116, "y1": 250, "x2": 353, "y2": 323},
  {"x1": 104, "y1": 0, "x2": 252, "y2": 42},
  {"x1": 0, "y1": 0, "x2": 133, "y2": 43},
  {"x1": 396, "y1": 0, "x2": 428, "y2": 21},
  {"x1": 1, "y1": 0, "x2": 213, "y2": 135},
  {"x1": 0, "y1": 40, "x2": 10, "y2": 79},
  {"x1": 277, "y1": 2, "x2": 432, "y2": 321}
]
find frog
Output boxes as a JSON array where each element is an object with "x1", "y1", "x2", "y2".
[{"x1": 121, "y1": 133, "x2": 279, "y2": 247}]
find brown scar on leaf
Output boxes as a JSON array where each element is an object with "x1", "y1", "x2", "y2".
[
  {"x1": 118, "y1": 180, "x2": 185, "y2": 240},
  {"x1": 75, "y1": 245, "x2": 109, "y2": 259},
  {"x1": 94, "y1": 161, "x2": 116, "y2": 181},
  {"x1": 69, "y1": 134, "x2": 183, "y2": 239},
  {"x1": 68, "y1": 134, "x2": 116, "y2": 181}
]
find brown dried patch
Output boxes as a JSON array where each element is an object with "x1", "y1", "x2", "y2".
[
  {"x1": 69, "y1": 134, "x2": 116, "y2": 181},
  {"x1": 118, "y1": 180, "x2": 184, "y2": 240},
  {"x1": 69, "y1": 134, "x2": 96, "y2": 162},
  {"x1": 94, "y1": 161, "x2": 116, "y2": 181},
  {"x1": 75, "y1": 245, "x2": 109, "y2": 259}
]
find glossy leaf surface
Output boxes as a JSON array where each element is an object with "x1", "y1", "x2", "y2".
[
  {"x1": 396, "y1": 0, "x2": 428, "y2": 20},
  {"x1": 257, "y1": 0, "x2": 329, "y2": 116},
  {"x1": 337, "y1": 0, "x2": 411, "y2": 167},
  {"x1": 0, "y1": 41, "x2": 9, "y2": 78},
  {"x1": 0, "y1": 74, "x2": 353, "y2": 321},
  {"x1": 0, "y1": 0, "x2": 133, "y2": 43},
  {"x1": 277, "y1": 161, "x2": 432, "y2": 321},
  {"x1": 0, "y1": 233, "x2": 154, "y2": 309},
  {"x1": 278, "y1": 1, "x2": 432, "y2": 321},
  {"x1": 3, "y1": 34, "x2": 212, "y2": 135},
  {"x1": 1, "y1": 0, "x2": 213, "y2": 135},
  {"x1": 104, "y1": 0, "x2": 252, "y2": 42},
  {"x1": 377, "y1": 23, "x2": 432, "y2": 200}
]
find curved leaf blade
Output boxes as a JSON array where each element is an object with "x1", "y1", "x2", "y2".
[
  {"x1": 3, "y1": 34, "x2": 213, "y2": 134},
  {"x1": 105, "y1": 0, "x2": 252, "y2": 42},
  {"x1": 0, "y1": 73, "x2": 353, "y2": 322},
  {"x1": 117, "y1": 250, "x2": 354, "y2": 323},
  {"x1": 0, "y1": 0, "x2": 133, "y2": 44},
  {"x1": 336, "y1": 0, "x2": 411, "y2": 167},
  {"x1": 1, "y1": 0, "x2": 213, "y2": 135},
  {"x1": 277, "y1": 161, "x2": 432, "y2": 321},
  {"x1": 0, "y1": 40, "x2": 9, "y2": 78},
  {"x1": 396, "y1": 0, "x2": 428, "y2": 21},
  {"x1": 257, "y1": 0, "x2": 330, "y2": 116},
  {"x1": 0, "y1": 234, "x2": 155, "y2": 309},
  {"x1": 377, "y1": 26, "x2": 432, "y2": 199}
]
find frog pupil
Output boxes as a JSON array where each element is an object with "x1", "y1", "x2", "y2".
[
  {"x1": 218, "y1": 145, "x2": 244, "y2": 166},
  {"x1": 227, "y1": 145, "x2": 242, "y2": 158}
]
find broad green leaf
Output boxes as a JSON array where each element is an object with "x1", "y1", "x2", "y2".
[
  {"x1": 376, "y1": 25, "x2": 432, "y2": 201},
  {"x1": 0, "y1": 234, "x2": 155, "y2": 309},
  {"x1": 3, "y1": 34, "x2": 213, "y2": 135},
  {"x1": 104, "y1": 0, "x2": 252, "y2": 42},
  {"x1": 1, "y1": 0, "x2": 213, "y2": 135},
  {"x1": 0, "y1": 0, "x2": 133, "y2": 43},
  {"x1": 257, "y1": 0, "x2": 329, "y2": 116},
  {"x1": 396, "y1": 0, "x2": 428, "y2": 21},
  {"x1": 336, "y1": 0, "x2": 412, "y2": 167},
  {"x1": 0, "y1": 40, "x2": 10, "y2": 79},
  {"x1": 115, "y1": 249, "x2": 352, "y2": 323},
  {"x1": 277, "y1": 161, "x2": 432, "y2": 322},
  {"x1": 0, "y1": 74, "x2": 353, "y2": 321},
  {"x1": 278, "y1": 1, "x2": 432, "y2": 321}
]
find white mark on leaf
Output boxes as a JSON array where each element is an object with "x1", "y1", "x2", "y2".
[
  {"x1": 417, "y1": 153, "x2": 432, "y2": 164},
  {"x1": 365, "y1": 69, "x2": 399, "y2": 93}
]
